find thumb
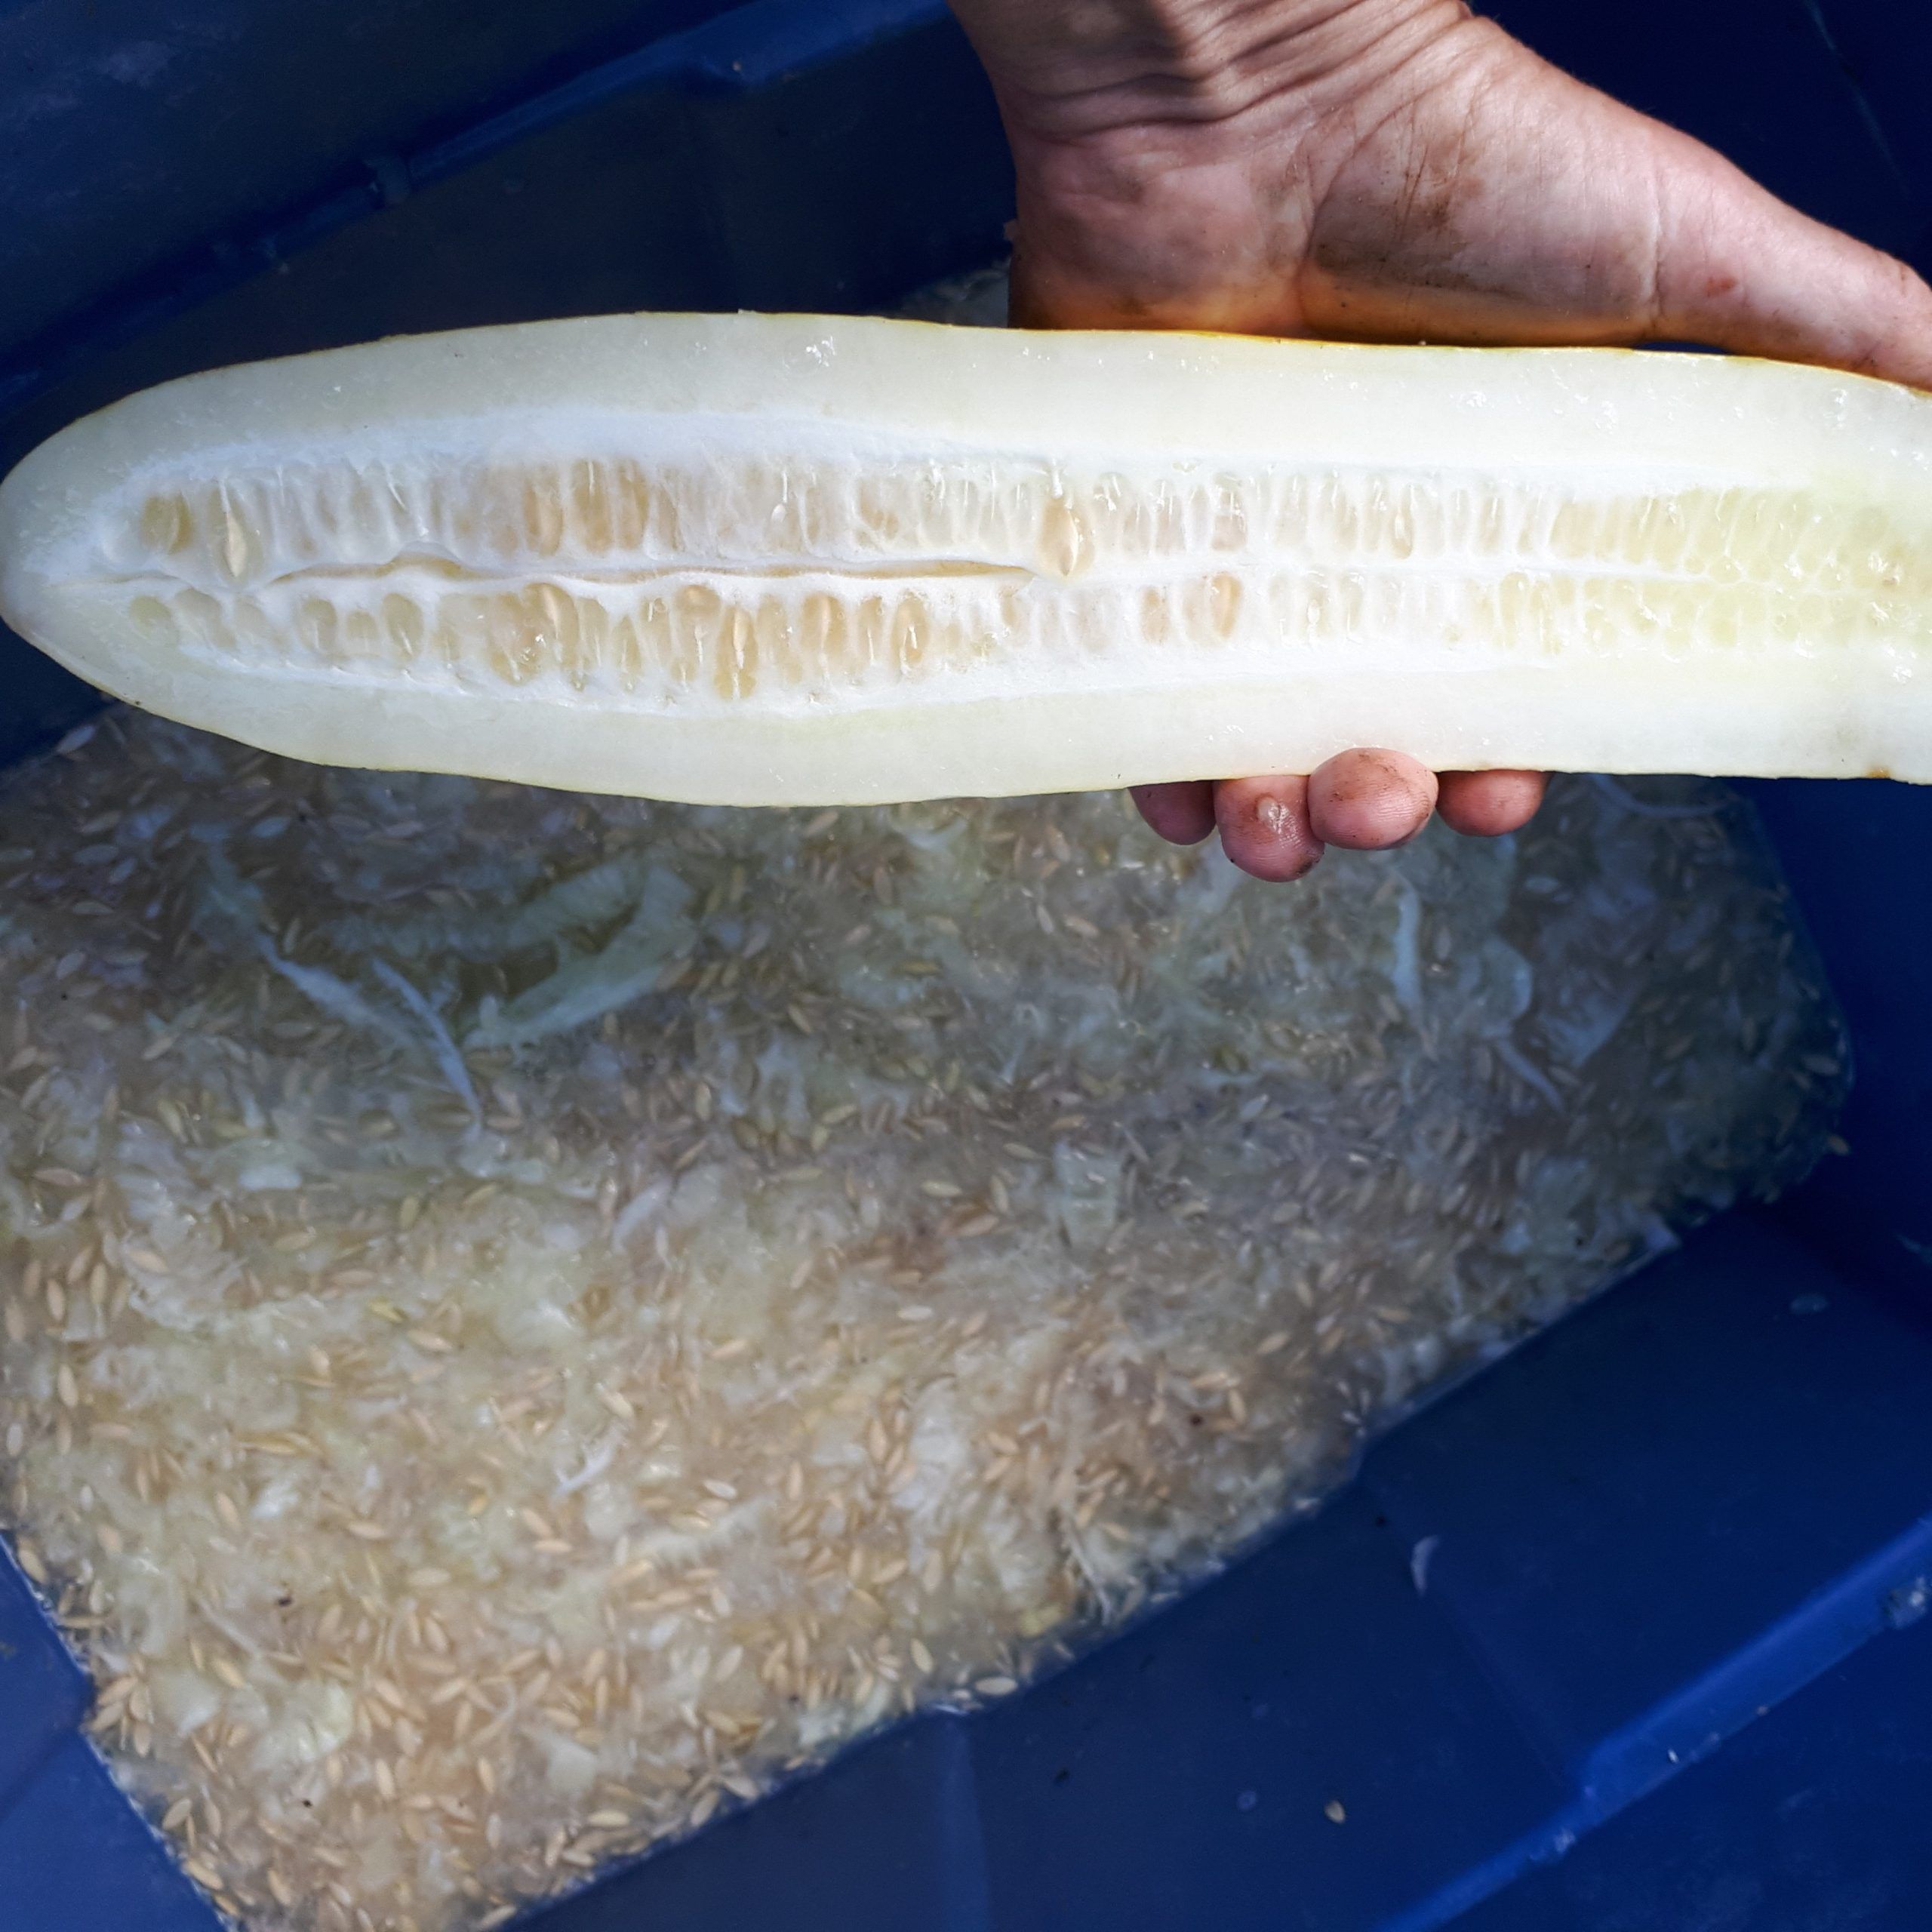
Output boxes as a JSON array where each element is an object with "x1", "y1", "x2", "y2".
[{"x1": 1649, "y1": 131, "x2": 1932, "y2": 388}]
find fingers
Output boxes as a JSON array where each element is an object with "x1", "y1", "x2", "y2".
[
  {"x1": 1133, "y1": 759, "x2": 1548, "y2": 877},
  {"x1": 1307, "y1": 748, "x2": 1437, "y2": 848},
  {"x1": 1214, "y1": 777, "x2": 1325, "y2": 881},
  {"x1": 1438, "y1": 769, "x2": 1546, "y2": 836},
  {"x1": 1192, "y1": 757, "x2": 1438, "y2": 883}
]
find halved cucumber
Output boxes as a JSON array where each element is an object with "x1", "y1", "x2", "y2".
[{"x1": 2, "y1": 312, "x2": 1928, "y2": 801}]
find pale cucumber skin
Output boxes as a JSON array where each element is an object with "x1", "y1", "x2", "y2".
[{"x1": 3, "y1": 311, "x2": 1930, "y2": 801}]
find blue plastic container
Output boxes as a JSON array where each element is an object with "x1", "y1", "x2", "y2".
[{"x1": 2, "y1": 3, "x2": 1930, "y2": 1926}]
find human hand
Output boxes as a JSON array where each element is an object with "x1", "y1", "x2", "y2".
[{"x1": 949, "y1": 0, "x2": 1932, "y2": 880}]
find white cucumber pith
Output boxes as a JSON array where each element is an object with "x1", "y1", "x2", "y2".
[{"x1": 1, "y1": 311, "x2": 1928, "y2": 801}]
